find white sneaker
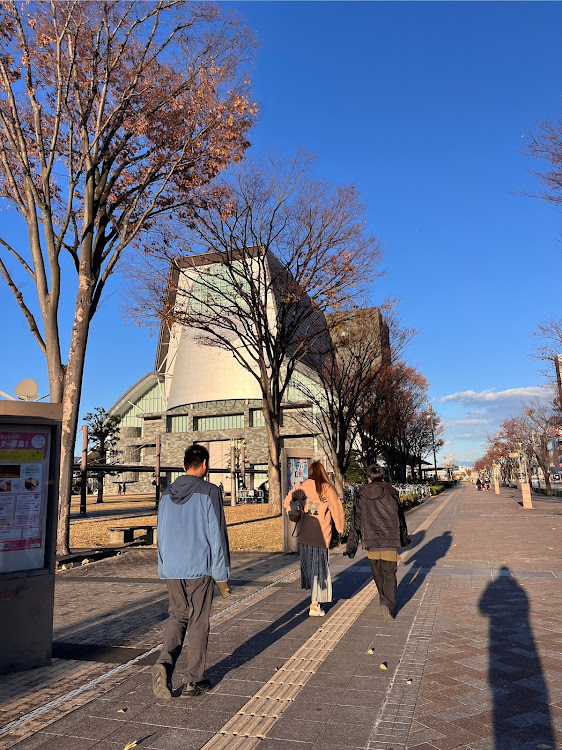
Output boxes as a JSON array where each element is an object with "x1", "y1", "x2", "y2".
[{"x1": 309, "y1": 605, "x2": 325, "y2": 617}]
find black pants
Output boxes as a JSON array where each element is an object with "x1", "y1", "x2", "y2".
[
  {"x1": 369, "y1": 559, "x2": 397, "y2": 614},
  {"x1": 157, "y1": 576, "x2": 214, "y2": 684}
]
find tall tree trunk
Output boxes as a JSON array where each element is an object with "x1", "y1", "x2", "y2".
[
  {"x1": 96, "y1": 470, "x2": 104, "y2": 503},
  {"x1": 263, "y1": 403, "x2": 282, "y2": 515},
  {"x1": 331, "y1": 447, "x2": 345, "y2": 498},
  {"x1": 56, "y1": 281, "x2": 93, "y2": 555},
  {"x1": 538, "y1": 456, "x2": 553, "y2": 496}
]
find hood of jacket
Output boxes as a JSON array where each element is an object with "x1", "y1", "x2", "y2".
[
  {"x1": 167, "y1": 474, "x2": 207, "y2": 505},
  {"x1": 361, "y1": 481, "x2": 395, "y2": 500}
]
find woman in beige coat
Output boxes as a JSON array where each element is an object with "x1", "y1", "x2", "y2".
[{"x1": 283, "y1": 461, "x2": 345, "y2": 616}]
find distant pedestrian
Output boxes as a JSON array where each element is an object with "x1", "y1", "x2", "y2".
[
  {"x1": 151, "y1": 444, "x2": 230, "y2": 700},
  {"x1": 122, "y1": 483, "x2": 126, "y2": 495},
  {"x1": 476, "y1": 478, "x2": 482, "y2": 491},
  {"x1": 284, "y1": 461, "x2": 344, "y2": 617},
  {"x1": 344, "y1": 464, "x2": 410, "y2": 620},
  {"x1": 258, "y1": 480, "x2": 269, "y2": 503},
  {"x1": 117, "y1": 483, "x2": 122, "y2": 496}
]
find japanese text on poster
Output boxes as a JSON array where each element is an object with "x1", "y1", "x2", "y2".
[{"x1": 0, "y1": 428, "x2": 49, "y2": 572}]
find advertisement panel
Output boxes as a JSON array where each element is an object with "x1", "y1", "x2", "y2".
[
  {"x1": 0, "y1": 425, "x2": 51, "y2": 573},
  {"x1": 287, "y1": 457, "x2": 309, "y2": 492}
]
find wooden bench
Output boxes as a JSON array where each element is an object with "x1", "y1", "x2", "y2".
[{"x1": 108, "y1": 525, "x2": 157, "y2": 546}]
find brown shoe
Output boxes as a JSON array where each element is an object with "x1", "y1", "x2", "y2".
[{"x1": 151, "y1": 663, "x2": 172, "y2": 700}]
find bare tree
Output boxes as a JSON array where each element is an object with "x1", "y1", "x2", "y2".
[
  {"x1": 356, "y1": 362, "x2": 433, "y2": 482},
  {"x1": 483, "y1": 399, "x2": 555, "y2": 495},
  {"x1": 524, "y1": 117, "x2": 562, "y2": 208},
  {"x1": 84, "y1": 407, "x2": 120, "y2": 504},
  {"x1": 289, "y1": 307, "x2": 388, "y2": 496},
  {"x1": 532, "y1": 318, "x2": 562, "y2": 414},
  {"x1": 135, "y1": 154, "x2": 383, "y2": 514},
  {"x1": 0, "y1": 0, "x2": 257, "y2": 553}
]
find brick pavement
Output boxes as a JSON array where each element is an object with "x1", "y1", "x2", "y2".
[{"x1": 1, "y1": 485, "x2": 560, "y2": 750}]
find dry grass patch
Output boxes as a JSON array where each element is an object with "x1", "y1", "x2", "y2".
[{"x1": 69, "y1": 503, "x2": 283, "y2": 552}]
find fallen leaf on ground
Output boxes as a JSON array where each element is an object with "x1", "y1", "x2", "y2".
[
  {"x1": 123, "y1": 742, "x2": 138, "y2": 750},
  {"x1": 379, "y1": 662, "x2": 387, "y2": 670},
  {"x1": 367, "y1": 649, "x2": 374, "y2": 654},
  {"x1": 117, "y1": 708, "x2": 127, "y2": 713},
  {"x1": 406, "y1": 679, "x2": 412, "y2": 684}
]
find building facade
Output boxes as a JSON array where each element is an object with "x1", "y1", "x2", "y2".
[{"x1": 106, "y1": 249, "x2": 389, "y2": 495}]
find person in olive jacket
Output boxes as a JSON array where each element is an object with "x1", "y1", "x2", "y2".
[{"x1": 344, "y1": 465, "x2": 408, "y2": 620}]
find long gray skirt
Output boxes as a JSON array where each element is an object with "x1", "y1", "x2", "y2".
[{"x1": 299, "y1": 544, "x2": 332, "y2": 603}]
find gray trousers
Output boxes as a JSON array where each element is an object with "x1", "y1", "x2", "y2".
[
  {"x1": 158, "y1": 576, "x2": 214, "y2": 684},
  {"x1": 369, "y1": 559, "x2": 398, "y2": 614}
]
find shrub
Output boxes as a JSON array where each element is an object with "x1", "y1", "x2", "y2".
[{"x1": 428, "y1": 484, "x2": 446, "y2": 496}]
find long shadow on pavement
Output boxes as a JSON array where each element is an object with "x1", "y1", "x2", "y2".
[
  {"x1": 205, "y1": 556, "x2": 371, "y2": 687},
  {"x1": 479, "y1": 566, "x2": 555, "y2": 750},
  {"x1": 395, "y1": 530, "x2": 452, "y2": 614}
]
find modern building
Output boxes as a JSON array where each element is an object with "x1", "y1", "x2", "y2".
[{"x1": 106, "y1": 249, "x2": 389, "y2": 495}]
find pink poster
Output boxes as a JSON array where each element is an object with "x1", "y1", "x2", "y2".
[{"x1": 0, "y1": 426, "x2": 49, "y2": 571}]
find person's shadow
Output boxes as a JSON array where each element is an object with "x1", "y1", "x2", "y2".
[
  {"x1": 479, "y1": 567, "x2": 555, "y2": 749},
  {"x1": 395, "y1": 531, "x2": 453, "y2": 613}
]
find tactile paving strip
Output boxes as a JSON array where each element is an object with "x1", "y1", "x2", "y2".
[
  {"x1": 367, "y1": 582, "x2": 440, "y2": 750},
  {"x1": 200, "y1": 581, "x2": 375, "y2": 748}
]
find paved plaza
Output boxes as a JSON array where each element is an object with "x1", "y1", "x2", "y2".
[{"x1": 1, "y1": 484, "x2": 561, "y2": 750}]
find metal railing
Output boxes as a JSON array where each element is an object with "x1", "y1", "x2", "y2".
[
  {"x1": 342, "y1": 483, "x2": 431, "y2": 503},
  {"x1": 395, "y1": 484, "x2": 432, "y2": 500}
]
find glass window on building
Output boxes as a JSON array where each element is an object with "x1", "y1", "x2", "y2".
[
  {"x1": 165, "y1": 471, "x2": 183, "y2": 489},
  {"x1": 190, "y1": 263, "x2": 251, "y2": 315},
  {"x1": 167, "y1": 414, "x2": 190, "y2": 433},
  {"x1": 252, "y1": 464, "x2": 268, "y2": 487},
  {"x1": 249, "y1": 408, "x2": 265, "y2": 427},
  {"x1": 193, "y1": 414, "x2": 244, "y2": 431},
  {"x1": 120, "y1": 380, "x2": 166, "y2": 433}
]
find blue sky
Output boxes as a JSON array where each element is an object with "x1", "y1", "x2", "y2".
[{"x1": 1, "y1": 1, "x2": 561, "y2": 465}]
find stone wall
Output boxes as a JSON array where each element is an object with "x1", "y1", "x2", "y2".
[{"x1": 105, "y1": 401, "x2": 326, "y2": 495}]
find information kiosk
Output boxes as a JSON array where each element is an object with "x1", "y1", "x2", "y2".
[{"x1": 0, "y1": 401, "x2": 62, "y2": 673}]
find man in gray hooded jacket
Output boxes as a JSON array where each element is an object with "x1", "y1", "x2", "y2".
[{"x1": 151, "y1": 444, "x2": 230, "y2": 699}]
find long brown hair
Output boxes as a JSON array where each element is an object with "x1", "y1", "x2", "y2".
[{"x1": 308, "y1": 461, "x2": 334, "y2": 497}]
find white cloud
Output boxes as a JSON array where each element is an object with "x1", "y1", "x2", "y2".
[
  {"x1": 448, "y1": 433, "x2": 480, "y2": 440},
  {"x1": 441, "y1": 386, "x2": 546, "y2": 404},
  {"x1": 444, "y1": 418, "x2": 492, "y2": 426}
]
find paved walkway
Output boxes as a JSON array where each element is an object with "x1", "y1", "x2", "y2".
[{"x1": 1, "y1": 485, "x2": 561, "y2": 750}]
